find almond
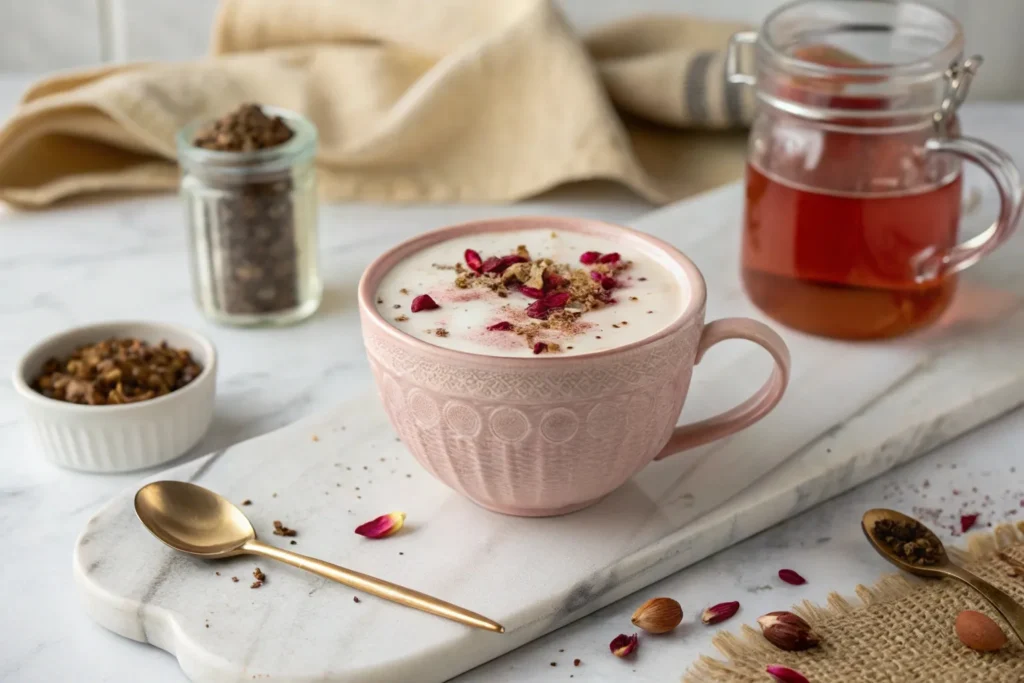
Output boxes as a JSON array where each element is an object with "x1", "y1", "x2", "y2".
[
  {"x1": 631, "y1": 597, "x2": 683, "y2": 634},
  {"x1": 955, "y1": 610, "x2": 1007, "y2": 652}
]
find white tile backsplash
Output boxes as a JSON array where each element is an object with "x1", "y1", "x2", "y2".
[{"x1": 1, "y1": 0, "x2": 1021, "y2": 99}]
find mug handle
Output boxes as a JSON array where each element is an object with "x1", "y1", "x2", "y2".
[
  {"x1": 912, "y1": 135, "x2": 1024, "y2": 281},
  {"x1": 654, "y1": 318, "x2": 790, "y2": 460}
]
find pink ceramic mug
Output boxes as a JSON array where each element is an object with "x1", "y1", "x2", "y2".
[{"x1": 358, "y1": 217, "x2": 791, "y2": 516}]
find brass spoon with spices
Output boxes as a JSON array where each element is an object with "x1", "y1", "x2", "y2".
[
  {"x1": 862, "y1": 508, "x2": 1024, "y2": 643},
  {"x1": 135, "y1": 481, "x2": 504, "y2": 633}
]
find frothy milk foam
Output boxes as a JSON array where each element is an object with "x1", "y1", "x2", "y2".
[{"x1": 374, "y1": 229, "x2": 689, "y2": 357}]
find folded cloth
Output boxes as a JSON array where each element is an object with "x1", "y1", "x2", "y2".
[{"x1": 0, "y1": 0, "x2": 753, "y2": 208}]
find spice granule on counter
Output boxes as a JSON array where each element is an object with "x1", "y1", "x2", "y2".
[
  {"x1": 231, "y1": 576, "x2": 239, "y2": 583},
  {"x1": 241, "y1": 499, "x2": 252, "y2": 506},
  {"x1": 273, "y1": 520, "x2": 297, "y2": 537},
  {"x1": 251, "y1": 567, "x2": 265, "y2": 589}
]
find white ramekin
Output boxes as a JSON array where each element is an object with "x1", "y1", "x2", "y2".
[{"x1": 12, "y1": 321, "x2": 217, "y2": 472}]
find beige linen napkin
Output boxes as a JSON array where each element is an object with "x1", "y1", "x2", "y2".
[{"x1": 0, "y1": 0, "x2": 753, "y2": 208}]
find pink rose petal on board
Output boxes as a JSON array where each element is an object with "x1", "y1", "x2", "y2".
[
  {"x1": 960, "y1": 513, "x2": 980, "y2": 533},
  {"x1": 701, "y1": 601, "x2": 740, "y2": 625},
  {"x1": 354, "y1": 512, "x2": 406, "y2": 539},
  {"x1": 580, "y1": 251, "x2": 601, "y2": 265},
  {"x1": 487, "y1": 321, "x2": 514, "y2": 331},
  {"x1": 597, "y1": 252, "x2": 621, "y2": 264},
  {"x1": 609, "y1": 633, "x2": 638, "y2": 658},
  {"x1": 778, "y1": 569, "x2": 807, "y2": 585}
]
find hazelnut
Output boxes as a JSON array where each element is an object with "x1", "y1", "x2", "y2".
[
  {"x1": 955, "y1": 610, "x2": 1007, "y2": 652},
  {"x1": 631, "y1": 597, "x2": 683, "y2": 634}
]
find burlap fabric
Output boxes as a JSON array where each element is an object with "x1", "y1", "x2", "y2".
[
  {"x1": 686, "y1": 522, "x2": 1024, "y2": 682},
  {"x1": 0, "y1": 0, "x2": 753, "y2": 208}
]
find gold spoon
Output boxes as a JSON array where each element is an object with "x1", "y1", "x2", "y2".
[
  {"x1": 135, "y1": 480, "x2": 504, "y2": 633},
  {"x1": 862, "y1": 508, "x2": 1024, "y2": 643}
]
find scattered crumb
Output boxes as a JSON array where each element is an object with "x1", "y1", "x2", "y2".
[
  {"x1": 399, "y1": 552, "x2": 404, "y2": 556},
  {"x1": 205, "y1": 624, "x2": 209, "y2": 628},
  {"x1": 612, "y1": 324, "x2": 620, "y2": 329},
  {"x1": 353, "y1": 596, "x2": 361, "y2": 603},
  {"x1": 241, "y1": 499, "x2": 252, "y2": 506},
  {"x1": 273, "y1": 520, "x2": 298, "y2": 537},
  {"x1": 272, "y1": 492, "x2": 278, "y2": 498},
  {"x1": 376, "y1": 297, "x2": 383, "y2": 304},
  {"x1": 574, "y1": 659, "x2": 581, "y2": 667},
  {"x1": 629, "y1": 296, "x2": 638, "y2": 301},
  {"x1": 395, "y1": 315, "x2": 409, "y2": 322},
  {"x1": 251, "y1": 568, "x2": 265, "y2": 588},
  {"x1": 215, "y1": 571, "x2": 220, "y2": 576},
  {"x1": 290, "y1": 540, "x2": 297, "y2": 545},
  {"x1": 393, "y1": 304, "x2": 401, "y2": 309},
  {"x1": 559, "y1": 649, "x2": 564, "y2": 653},
  {"x1": 550, "y1": 663, "x2": 557, "y2": 667},
  {"x1": 399, "y1": 288, "x2": 409, "y2": 295},
  {"x1": 638, "y1": 277, "x2": 647, "y2": 281},
  {"x1": 435, "y1": 328, "x2": 449, "y2": 338},
  {"x1": 231, "y1": 576, "x2": 239, "y2": 583},
  {"x1": 311, "y1": 435, "x2": 319, "y2": 442}
]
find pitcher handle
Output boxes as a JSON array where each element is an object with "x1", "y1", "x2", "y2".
[
  {"x1": 912, "y1": 136, "x2": 1024, "y2": 281},
  {"x1": 655, "y1": 318, "x2": 790, "y2": 460}
]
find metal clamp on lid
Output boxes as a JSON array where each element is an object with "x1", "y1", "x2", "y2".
[{"x1": 933, "y1": 56, "x2": 983, "y2": 137}]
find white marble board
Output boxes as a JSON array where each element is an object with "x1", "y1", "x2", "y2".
[{"x1": 73, "y1": 180, "x2": 1024, "y2": 682}]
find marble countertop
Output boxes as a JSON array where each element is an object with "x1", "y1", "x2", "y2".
[{"x1": 1, "y1": 71, "x2": 1022, "y2": 682}]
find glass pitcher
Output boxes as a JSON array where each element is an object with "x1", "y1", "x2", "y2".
[{"x1": 727, "y1": 0, "x2": 1023, "y2": 339}]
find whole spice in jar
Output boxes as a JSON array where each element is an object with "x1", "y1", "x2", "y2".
[
  {"x1": 179, "y1": 103, "x2": 321, "y2": 325},
  {"x1": 873, "y1": 517, "x2": 942, "y2": 566},
  {"x1": 32, "y1": 338, "x2": 202, "y2": 405}
]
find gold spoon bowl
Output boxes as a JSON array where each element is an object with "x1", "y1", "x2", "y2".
[
  {"x1": 135, "y1": 480, "x2": 504, "y2": 633},
  {"x1": 862, "y1": 508, "x2": 1024, "y2": 643}
]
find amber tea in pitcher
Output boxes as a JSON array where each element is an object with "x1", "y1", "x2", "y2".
[{"x1": 728, "y1": 0, "x2": 1022, "y2": 339}]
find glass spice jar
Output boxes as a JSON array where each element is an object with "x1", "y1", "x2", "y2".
[{"x1": 177, "y1": 106, "x2": 321, "y2": 326}]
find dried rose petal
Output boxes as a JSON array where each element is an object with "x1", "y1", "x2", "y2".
[
  {"x1": 483, "y1": 254, "x2": 528, "y2": 274},
  {"x1": 597, "y1": 252, "x2": 621, "y2": 264},
  {"x1": 609, "y1": 633, "x2": 638, "y2": 658},
  {"x1": 410, "y1": 294, "x2": 439, "y2": 312},
  {"x1": 701, "y1": 601, "x2": 740, "y2": 625},
  {"x1": 961, "y1": 514, "x2": 980, "y2": 533},
  {"x1": 545, "y1": 272, "x2": 567, "y2": 289},
  {"x1": 778, "y1": 569, "x2": 807, "y2": 585},
  {"x1": 487, "y1": 321, "x2": 514, "y2": 331},
  {"x1": 533, "y1": 342, "x2": 548, "y2": 355},
  {"x1": 542, "y1": 291, "x2": 571, "y2": 308},
  {"x1": 354, "y1": 511, "x2": 406, "y2": 539},
  {"x1": 520, "y1": 286, "x2": 545, "y2": 299},
  {"x1": 590, "y1": 271, "x2": 617, "y2": 290},
  {"x1": 464, "y1": 249, "x2": 483, "y2": 274},
  {"x1": 766, "y1": 665, "x2": 810, "y2": 683},
  {"x1": 580, "y1": 251, "x2": 601, "y2": 265},
  {"x1": 525, "y1": 300, "x2": 550, "y2": 320}
]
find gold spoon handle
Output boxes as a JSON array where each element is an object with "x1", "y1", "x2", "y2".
[
  {"x1": 944, "y1": 563, "x2": 1024, "y2": 643},
  {"x1": 242, "y1": 540, "x2": 504, "y2": 633}
]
